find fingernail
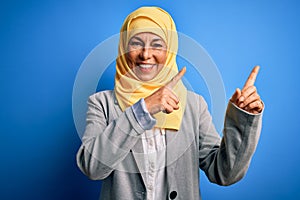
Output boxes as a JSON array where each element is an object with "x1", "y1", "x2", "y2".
[{"x1": 239, "y1": 103, "x2": 244, "y2": 107}]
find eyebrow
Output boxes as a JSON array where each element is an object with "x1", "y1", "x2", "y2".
[
  {"x1": 152, "y1": 38, "x2": 163, "y2": 43},
  {"x1": 131, "y1": 36, "x2": 144, "y2": 43},
  {"x1": 130, "y1": 36, "x2": 164, "y2": 43}
]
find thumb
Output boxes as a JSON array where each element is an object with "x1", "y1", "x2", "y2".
[{"x1": 230, "y1": 88, "x2": 241, "y2": 104}]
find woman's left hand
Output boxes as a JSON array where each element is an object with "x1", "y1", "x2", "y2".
[{"x1": 230, "y1": 66, "x2": 264, "y2": 114}]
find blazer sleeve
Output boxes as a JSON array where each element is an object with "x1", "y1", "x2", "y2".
[
  {"x1": 198, "y1": 96, "x2": 263, "y2": 186},
  {"x1": 76, "y1": 93, "x2": 147, "y2": 180}
]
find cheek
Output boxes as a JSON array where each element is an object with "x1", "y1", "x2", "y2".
[
  {"x1": 127, "y1": 51, "x2": 135, "y2": 60},
  {"x1": 158, "y1": 51, "x2": 167, "y2": 64},
  {"x1": 126, "y1": 51, "x2": 138, "y2": 66}
]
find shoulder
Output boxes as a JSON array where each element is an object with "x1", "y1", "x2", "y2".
[
  {"x1": 184, "y1": 90, "x2": 210, "y2": 119},
  {"x1": 88, "y1": 90, "x2": 115, "y2": 105},
  {"x1": 89, "y1": 90, "x2": 114, "y2": 100},
  {"x1": 186, "y1": 90, "x2": 207, "y2": 108},
  {"x1": 87, "y1": 90, "x2": 119, "y2": 119}
]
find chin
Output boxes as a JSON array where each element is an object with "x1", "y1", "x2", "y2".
[
  {"x1": 131, "y1": 65, "x2": 162, "y2": 81},
  {"x1": 137, "y1": 74, "x2": 155, "y2": 81},
  {"x1": 135, "y1": 69, "x2": 158, "y2": 81}
]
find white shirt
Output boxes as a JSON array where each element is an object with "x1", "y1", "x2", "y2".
[
  {"x1": 132, "y1": 98, "x2": 168, "y2": 200},
  {"x1": 141, "y1": 128, "x2": 167, "y2": 200}
]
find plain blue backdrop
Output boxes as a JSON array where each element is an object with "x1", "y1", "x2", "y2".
[{"x1": 1, "y1": 0, "x2": 299, "y2": 199}]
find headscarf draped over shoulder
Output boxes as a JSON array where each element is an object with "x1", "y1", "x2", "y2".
[{"x1": 114, "y1": 6, "x2": 187, "y2": 130}]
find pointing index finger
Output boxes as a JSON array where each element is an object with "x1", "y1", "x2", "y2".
[
  {"x1": 166, "y1": 67, "x2": 186, "y2": 89},
  {"x1": 243, "y1": 65, "x2": 260, "y2": 89}
]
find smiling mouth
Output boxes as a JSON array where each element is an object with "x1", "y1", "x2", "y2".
[{"x1": 137, "y1": 64, "x2": 156, "y2": 72}]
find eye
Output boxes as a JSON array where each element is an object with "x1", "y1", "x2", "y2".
[
  {"x1": 152, "y1": 43, "x2": 163, "y2": 48},
  {"x1": 129, "y1": 41, "x2": 143, "y2": 47}
]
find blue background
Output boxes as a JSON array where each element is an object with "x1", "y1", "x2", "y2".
[{"x1": 1, "y1": 0, "x2": 299, "y2": 199}]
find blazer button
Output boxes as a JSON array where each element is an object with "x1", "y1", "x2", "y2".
[{"x1": 169, "y1": 191, "x2": 177, "y2": 199}]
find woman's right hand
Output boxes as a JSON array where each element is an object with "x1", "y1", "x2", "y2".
[{"x1": 144, "y1": 67, "x2": 186, "y2": 115}]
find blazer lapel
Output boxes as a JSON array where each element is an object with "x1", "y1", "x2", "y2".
[
  {"x1": 131, "y1": 138, "x2": 148, "y2": 186},
  {"x1": 165, "y1": 129, "x2": 179, "y2": 193},
  {"x1": 165, "y1": 125, "x2": 194, "y2": 197},
  {"x1": 112, "y1": 91, "x2": 148, "y2": 185}
]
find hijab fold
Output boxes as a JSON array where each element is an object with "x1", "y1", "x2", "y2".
[{"x1": 114, "y1": 7, "x2": 187, "y2": 130}]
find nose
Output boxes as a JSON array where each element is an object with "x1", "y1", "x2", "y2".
[{"x1": 139, "y1": 47, "x2": 152, "y2": 60}]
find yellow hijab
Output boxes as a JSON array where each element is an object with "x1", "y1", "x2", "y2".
[{"x1": 114, "y1": 6, "x2": 187, "y2": 130}]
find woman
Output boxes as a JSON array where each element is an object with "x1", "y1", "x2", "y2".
[{"x1": 76, "y1": 6, "x2": 263, "y2": 200}]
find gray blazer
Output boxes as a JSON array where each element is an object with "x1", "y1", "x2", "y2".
[{"x1": 76, "y1": 90, "x2": 262, "y2": 200}]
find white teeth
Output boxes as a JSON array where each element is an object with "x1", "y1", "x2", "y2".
[{"x1": 139, "y1": 64, "x2": 154, "y2": 69}]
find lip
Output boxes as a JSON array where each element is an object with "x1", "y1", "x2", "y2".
[
  {"x1": 138, "y1": 62, "x2": 156, "y2": 65},
  {"x1": 137, "y1": 64, "x2": 156, "y2": 73}
]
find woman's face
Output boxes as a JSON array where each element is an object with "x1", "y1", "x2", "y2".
[{"x1": 126, "y1": 32, "x2": 167, "y2": 81}]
